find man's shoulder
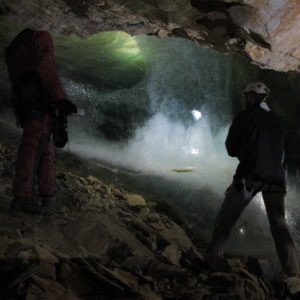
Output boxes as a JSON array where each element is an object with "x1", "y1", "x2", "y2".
[
  {"x1": 254, "y1": 107, "x2": 284, "y2": 129},
  {"x1": 233, "y1": 109, "x2": 250, "y2": 121},
  {"x1": 32, "y1": 31, "x2": 53, "y2": 46},
  {"x1": 234, "y1": 109, "x2": 248, "y2": 118},
  {"x1": 33, "y1": 30, "x2": 51, "y2": 38}
]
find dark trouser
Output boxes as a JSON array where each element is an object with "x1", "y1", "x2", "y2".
[
  {"x1": 208, "y1": 178, "x2": 299, "y2": 276},
  {"x1": 13, "y1": 113, "x2": 55, "y2": 199}
]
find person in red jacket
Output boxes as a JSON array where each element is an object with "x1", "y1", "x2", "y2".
[{"x1": 5, "y1": 28, "x2": 77, "y2": 214}]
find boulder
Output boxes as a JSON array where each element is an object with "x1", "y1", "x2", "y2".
[{"x1": 125, "y1": 194, "x2": 147, "y2": 207}]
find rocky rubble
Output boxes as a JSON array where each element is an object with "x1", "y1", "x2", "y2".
[{"x1": 0, "y1": 143, "x2": 297, "y2": 299}]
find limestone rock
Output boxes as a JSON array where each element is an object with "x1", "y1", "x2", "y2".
[
  {"x1": 161, "y1": 244, "x2": 182, "y2": 266},
  {"x1": 180, "y1": 246, "x2": 205, "y2": 271},
  {"x1": 125, "y1": 193, "x2": 147, "y2": 206},
  {"x1": 0, "y1": 0, "x2": 300, "y2": 71},
  {"x1": 284, "y1": 277, "x2": 300, "y2": 297},
  {"x1": 0, "y1": 143, "x2": 283, "y2": 299}
]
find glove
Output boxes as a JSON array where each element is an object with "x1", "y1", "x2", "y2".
[
  {"x1": 57, "y1": 99, "x2": 78, "y2": 115},
  {"x1": 232, "y1": 177, "x2": 244, "y2": 192}
]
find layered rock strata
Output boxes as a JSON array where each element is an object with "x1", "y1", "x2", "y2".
[{"x1": 1, "y1": 0, "x2": 300, "y2": 71}]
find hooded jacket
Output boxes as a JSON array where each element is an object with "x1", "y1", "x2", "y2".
[
  {"x1": 226, "y1": 103, "x2": 286, "y2": 187},
  {"x1": 5, "y1": 28, "x2": 65, "y2": 102}
]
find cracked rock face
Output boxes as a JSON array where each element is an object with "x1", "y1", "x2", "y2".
[
  {"x1": 228, "y1": 0, "x2": 300, "y2": 71},
  {"x1": 0, "y1": 0, "x2": 300, "y2": 72}
]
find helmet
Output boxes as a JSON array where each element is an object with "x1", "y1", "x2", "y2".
[{"x1": 243, "y1": 81, "x2": 270, "y2": 99}]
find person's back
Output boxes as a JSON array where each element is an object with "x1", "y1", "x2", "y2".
[
  {"x1": 6, "y1": 28, "x2": 77, "y2": 215},
  {"x1": 207, "y1": 81, "x2": 299, "y2": 277},
  {"x1": 227, "y1": 104, "x2": 286, "y2": 187},
  {"x1": 6, "y1": 28, "x2": 65, "y2": 102},
  {"x1": 6, "y1": 28, "x2": 36, "y2": 84}
]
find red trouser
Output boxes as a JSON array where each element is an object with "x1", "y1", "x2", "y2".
[{"x1": 13, "y1": 113, "x2": 55, "y2": 199}]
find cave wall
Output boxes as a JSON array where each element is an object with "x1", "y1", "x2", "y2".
[{"x1": 1, "y1": 0, "x2": 300, "y2": 72}]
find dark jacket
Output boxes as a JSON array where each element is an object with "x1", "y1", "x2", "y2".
[
  {"x1": 5, "y1": 28, "x2": 65, "y2": 101},
  {"x1": 226, "y1": 104, "x2": 286, "y2": 187}
]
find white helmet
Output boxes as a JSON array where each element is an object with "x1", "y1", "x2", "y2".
[{"x1": 243, "y1": 81, "x2": 270, "y2": 98}]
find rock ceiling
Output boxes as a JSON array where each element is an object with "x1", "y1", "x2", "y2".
[{"x1": 0, "y1": 0, "x2": 300, "y2": 72}]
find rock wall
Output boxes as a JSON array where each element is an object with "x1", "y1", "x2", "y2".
[
  {"x1": 0, "y1": 0, "x2": 300, "y2": 72},
  {"x1": 229, "y1": 0, "x2": 300, "y2": 71}
]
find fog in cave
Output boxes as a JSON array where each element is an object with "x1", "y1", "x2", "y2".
[{"x1": 1, "y1": 26, "x2": 300, "y2": 260}]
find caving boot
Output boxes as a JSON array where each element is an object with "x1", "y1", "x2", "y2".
[
  {"x1": 10, "y1": 196, "x2": 41, "y2": 214},
  {"x1": 40, "y1": 196, "x2": 56, "y2": 215}
]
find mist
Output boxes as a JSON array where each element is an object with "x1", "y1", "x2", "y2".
[
  {"x1": 1, "y1": 31, "x2": 300, "y2": 259},
  {"x1": 70, "y1": 35, "x2": 300, "y2": 260},
  {"x1": 69, "y1": 110, "x2": 235, "y2": 192}
]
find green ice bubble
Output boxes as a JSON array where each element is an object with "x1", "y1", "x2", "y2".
[{"x1": 53, "y1": 31, "x2": 146, "y2": 88}]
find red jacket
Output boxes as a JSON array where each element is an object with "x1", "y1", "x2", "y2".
[{"x1": 5, "y1": 28, "x2": 65, "y2": 101}]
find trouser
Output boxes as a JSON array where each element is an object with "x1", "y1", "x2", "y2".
[
  {"x1": 208, "y1": 178, "x2": 299, "y2": 276},
  {"x1": 13, "y1": 113, "x2": 55, "y2": 199}
]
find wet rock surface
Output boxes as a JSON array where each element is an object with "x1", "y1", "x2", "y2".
[
  {"x1": 0, "y1": 142, "x2": 296, "y2": 299},
  {"x1": 0, "y1": 0, "x2": 300, "y2": 71}
]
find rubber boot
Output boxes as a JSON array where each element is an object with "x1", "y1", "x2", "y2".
[
  {"x1": 40, "y1": 196, "x2": 56, "y2": 215},
  {"x1": 10, "y1": 196, "x2": 41, "y2": 214}
]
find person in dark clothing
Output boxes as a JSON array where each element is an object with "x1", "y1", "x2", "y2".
[
  {"x1": 207, "y1": 81, "x2": 299, "y2": 276},
  {"x1": 5, "y1": 28, "x2": 77, "y2": 214}
]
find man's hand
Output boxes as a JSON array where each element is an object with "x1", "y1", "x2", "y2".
[
  {"x1": 232, "y1": 177, "x2": 244, "y2": 192},
  {"x1": 58, "y1": 99, "x2": 78, "y2": 115}
]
